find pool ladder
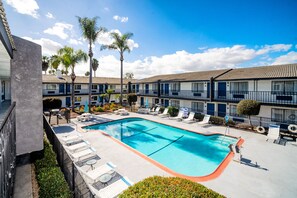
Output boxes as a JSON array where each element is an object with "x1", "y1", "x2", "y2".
[{"x1": 221, "y1": 126, "x2": 230, "y2": 144}]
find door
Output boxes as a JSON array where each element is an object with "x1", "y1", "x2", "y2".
[
  {"x1": 145, "y1": 84, "x2": 149, "y2": 94},
  {"x1": 136, "y1": 84, "x2": 139, "y2": 92},
  {"x1": 1, "y1": 81, "x2": 5, "y2": 101},
  {"x1": 207, "y1": 83, "x2": 210, "y2": 98},
  {"x1": 218, "y1": 82, "x2": 226, "y2": 98},
  {"x1": 165, "y1": 84, "x2": 169, "y2": 95},
  {"x1": 66, "y1": 84, "x2": 70, "y2": 93},
  {"x1": 207, "y1": 103, "x2": 215, "y2": 115},
  {"x1": 66, "y1": 97, "x2": 71, "y2": 107},
  {"x1": 164, "y1": 100, "x2": 169, "y2": 107},
  {"x1": 59, "y1": 84, "x2": 64, "y2": 93},
  {"x1": 99, "y1": 85, "x2": 104, "y2": 93},
  {"x1": 140, "y1": 97, "x2": 144, "y2": 106},
  {"x1": 218, "y1": 103, "x2": 226, "y2": 117}
]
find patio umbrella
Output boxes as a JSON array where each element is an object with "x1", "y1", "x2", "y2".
[
  {"x1": 84, "y1": 101, "x2": 89, "y2": 113},
  {"x1": 145, "y1": 98, "x2": 149, "y2": 108}
]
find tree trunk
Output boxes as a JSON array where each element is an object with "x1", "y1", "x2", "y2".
[
  {"x1": 120, "y1": 52, "x2": 124, "y2": 106},
  {"x1": 88, "y1": 41, "x2": 93, "y2": 113},
  {"x1": 71, "y1": 69, "x2": 76, "y2": 112}
]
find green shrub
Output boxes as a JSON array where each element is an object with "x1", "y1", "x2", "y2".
[
  {"x1": 159, "y1": 107, "x2": 165, "y2": 113},
  {"x1": 34, "y1": 136, "x2": 71, "y2": 198},
  {"x1": 37, "y1": 167, "x2": 72, "y2": 198},
  {"x1": 120, "y1": 176, "x2": 224, "y2": 198},
  {"x1": 43, "y1": 98, "x2": 62, "y2": 110},
  {"x1": 127, "y1": 93, "x2": 137, "y2": 106},
  {"x1": 194, "y1": 113, "x2": 205, "y2": 121},
  {"x1": 209, "y1": 116, "x2": 235, "y2": 126},
  {"x1": 168, "y1": 106, "x2": 179, "y2": 117}
]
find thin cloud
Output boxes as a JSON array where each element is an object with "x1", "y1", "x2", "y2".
[
  {"x1": 113, "y1": 15, "x2": 128, "y2": 23},
  {"x1": 45, "y1": 12, "x2": 54, "y2": 19},
  {"x1": 22, "y1": 36, "x2": 62, "y2": 56},
  {"x1": 6, "y1": 0, "x2": 39, "y2": 18},
  {"x1": 273, "y1": 51, "x2": 297, "y2": 65},
  {"x1": 44, "y1": 22, "x2": 73, "y2": 40}
]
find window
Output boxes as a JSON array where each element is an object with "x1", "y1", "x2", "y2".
[
  {"x1": 171, "y1": 83, "x2": 180, "y2": 92},
  {"x1": 272, "y1": 81, "x2": 297, "y2": 94},
  {"x1": 109, "y1": 85, "x2": 116, "y2": 90},
  {"x1": 1, "y1": 81, "x2": 5, "y2": 93},
  {"x1": 230, "y1": 82, "x2": 248, "y2": 93},
  {"x1": 230, "y1": 105, "x2": 238, "y2": 116},
  {"x1": 74, "y1": 85, "x2": 81, "y2": 90},
  {"x1": 192, "y1": 83, "x2": 204, "y2": 93},
  {"x1": 46, "y1": 84, "x2": 57, "y2": 90},
  {"x1": 92, "y1": 84, "x2": 98, "y2": 89},
  {"x1": 92, "y1": 96, "x2": 98, "y2": 101},
  {"x1": 75, "y1": 96, "x2": 81, "y2": 102},
  {"x1": 171, "y1": 100, "x2": 180, "y2": 108},
  {"x1": 272, "y1": 108, "x2": 297, "y2": 123},
  {"x1": 191, "y1": 102, "x2": 204, "y2": 113},
  {"x1": 152, "y1": 83, "x2": 158, "y2": 92}
]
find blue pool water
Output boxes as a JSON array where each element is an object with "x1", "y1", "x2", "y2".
[{"x1": 84, "y1": 118, "x2": 238, "y2": 177}]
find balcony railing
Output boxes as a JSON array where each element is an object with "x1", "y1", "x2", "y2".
[
  {"x1": 137, "y1": 90, "x2": 158, "y2": 96},
  {"x1": 0, "y1": 102, "x2": 16, "y2": 198},
  {"x1": 167, "y1": 90, "x2": 208, "y2": 100},
  {"x1": 214, "y1": 90, "x2": 297, "y2": 105},
  {"x1": 43, "y1": 89, "x2": 107, "y2": 96}
]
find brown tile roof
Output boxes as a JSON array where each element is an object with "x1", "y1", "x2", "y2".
[
  {"x1": 42, "y1": 75, "x2": 136, "y2": 84},
  {"x1": 216, "y1": 63, "x2": 297, "y2": 80},
  {"x1": 0, "y1": 0, "x2": 15, "y2": 49},
  {"x1": 136, "y1": 69, "x2": 230, "y2": 83}
]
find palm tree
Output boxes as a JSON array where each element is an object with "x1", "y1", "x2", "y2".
[
  {"x1": 57, "y1": 46, "x2": 87, "y2": 111},
  {"x1": 42, "y1": 56, "x2": 50, "y2": 74},
  {"x1": 125, "y1": 72, "x2": 134, "y2": 79},
  {"x1": 101, "y1": 32, "x2": 133, "y2": 105},
  {"x1": 92, "y1": 58, "x2": 99, "y2": 77},
  {"x1": 77, "y1": 16, "x2": 107, "y2": 112},
  {"x1": 50, "y1": 55, "x2": 61, "y2": 74}
]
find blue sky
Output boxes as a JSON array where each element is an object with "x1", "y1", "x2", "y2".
[{"x1": 3, "y1": 0, "x2": 297, "y2": 78}]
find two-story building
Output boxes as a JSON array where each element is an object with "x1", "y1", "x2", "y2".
[
  {"x1": 42, "y1": 75, "x2": 134, "y2": 107},
  {"x1": 133, "y1": 64, "x2": 297, "y2": 126}
]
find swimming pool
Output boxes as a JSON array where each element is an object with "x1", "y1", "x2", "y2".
[{"x1": 84, "y1": 118, "x2": 238, "y2": 177}]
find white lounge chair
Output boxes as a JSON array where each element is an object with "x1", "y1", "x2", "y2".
[
  {"x1": 78, "y1": 162, "x2": 116, "y2": 183},
  {"x1": 70, "y1": 147, "x2": 96, "y2": 161},
  {"x1": 97, "y1": 177, "x2": 134, "y2": 198},
  {"x1": 182, "y1": 112, "x2": 196, "y2": 123},
  {"x1": 170, "y1": 111, "x2": 184, "y2": 121},
  {"x1": 137, "y1": 108, "x2": 150, "y2": 114},
  {"x1": 77, "y1": 113, "x2": 92, "y2": 122},
  {"x1": 66, "y1": 140, "x2": 90, "y2": 153},
  {"x1": 150, "y1": 107, "x2": 160, "y2": 115},
  {"x1": 197, "y1": 114, "x2": 211, "y2": 125},
  {"x1": 158, "y1": 108, "x2": 169, "y2": 118},
  {"x1": 114, "y1": 109, "x2": 129, "y2": 116},
  {"x1": 60, "y1": 133, "x2": 82, "y2": 144},
  {"x1": 266, "y1": 124, "x2": 280, "y2": 143}
]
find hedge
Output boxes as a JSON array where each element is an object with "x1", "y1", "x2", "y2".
[
  {"x1": 119, "y1": 176, "x2": 224, "y2": 198},
  {"x1": 168, "y1": 106, "x2": 179, "y2": 117},
  {"x1": 34, "y1": 136, "x2": 72, "y2": 198},
  {"x1": 43, "y1": 98, "x2": 62, "y2": 110}
]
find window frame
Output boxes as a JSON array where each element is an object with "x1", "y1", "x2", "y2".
[
  {"x1": 191, "y1": 82, "x2": 204, "y2": 93},
  {"x1": 46, "y1": 84, "x2": 57, "y2": 90}
]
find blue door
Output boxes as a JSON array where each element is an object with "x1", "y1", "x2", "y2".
[
  {"x1": 164, "y1": 100, "x2": 169, "y2": 107},
  {"x1": 66, "y1": 84, "x2": 70, "y2": 93},
  {"x1": 59, "y1": 84, "x2": 64, "y2": 93},
  {"x1": 140, "y1": 97, "x2": 144, "y2": 106},
  {"x1": 136, "y1": 84, "x2": 139, "y2": 92},
  {"x1": 207, "y1": 103, "x2": 215, "y2": 115},
  {"x1": 165, "y1": 84, "x2": 169, "y2": 95},
  {"x1": 99, "y1": 85, "x2": 104, "y2": 93},
  {"x1": 218, "y1": 103, "x2": 226, "y2": 117},
  {"x1": 145, "y1": 84, "x2": 149, "y2": 94},
  {"x1": 218, "y1": 82, "x2": 226, "y2": 98},
  {"x1": 66, "y1": 97, "x2": 71, "y2": 107}
]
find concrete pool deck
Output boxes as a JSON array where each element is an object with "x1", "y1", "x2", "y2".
[{"x1": 52, "y1": 112, "x2": 297, "y2": 198}]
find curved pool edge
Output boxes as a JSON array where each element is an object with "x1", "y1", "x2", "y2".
[{"x1": 82, "y1": 117, "x2": 245, "y2": 182}]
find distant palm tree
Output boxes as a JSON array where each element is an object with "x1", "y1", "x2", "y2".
[
  {"x1": 50, "y1": 55, "x2": 61, "y2": 74},
  {"x1": 85, "y1": 71, "x2": 90, "y2": 76},
  {"x1": 125, "y1": 72, "x2": 134, "y2": 79},
  {"x1": 42, "y1": 56, "x2": 50, "y2": 74},
  {"x1": 101, "y1": 32, "x2": 133, "y2": 105},
  {"x1": 92, "y1": 58, "x2": 99, "y2": 77},
  {"x1": 58, "y1": 46, "x2": 87, "y2": 111},
  {"x1": 77, "y1": 16, "x2": 107, "y2": 112}
]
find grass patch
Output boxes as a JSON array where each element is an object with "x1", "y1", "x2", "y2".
[
  {"x1": 34, "y1": 135, "x2": 72, "y2": 198},
  {"x1": 120, "y1": 176, "x2": 225, "y2": 198}
]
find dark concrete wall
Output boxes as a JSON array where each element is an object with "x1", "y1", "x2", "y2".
[{"x1": 11, "y1": 36, "x2": 43, "y2": 155}]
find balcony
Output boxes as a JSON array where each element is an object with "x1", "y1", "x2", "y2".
[
  {"x1": 214, "y1": 90, "x2": 297, "y2": 106},
  {"x1": 161, "y1": 90, "x2": 209, "y2": 100},
  {"x1": 43, "y1": 89, "x2": 106, "y2": 96}
]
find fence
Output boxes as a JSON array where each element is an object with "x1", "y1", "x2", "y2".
[
  {"x1": 43, "y1": 115, "x2": 94, "y2": 198},
  {"x1": 0, "y1": 102, "x2": 16, "y2": 198}
]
